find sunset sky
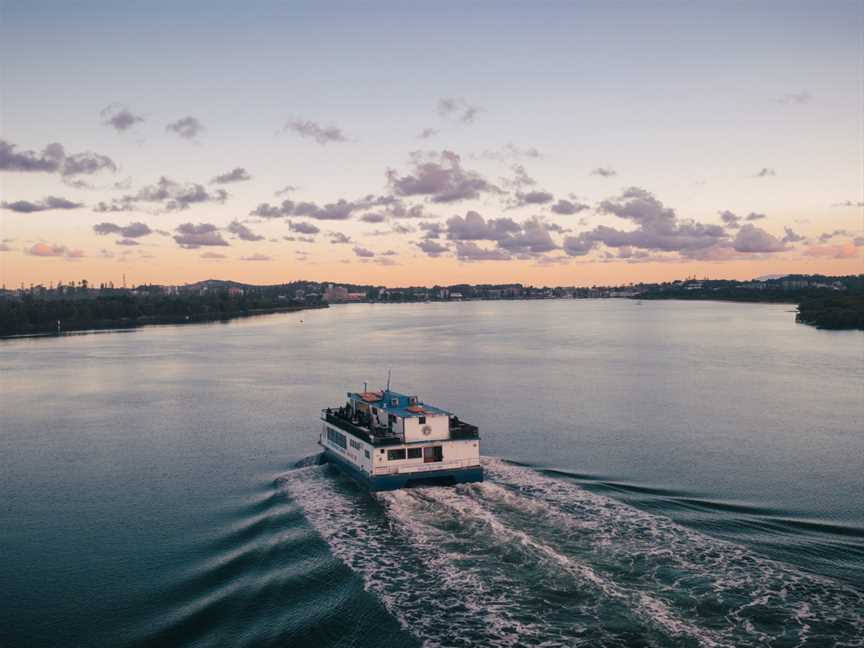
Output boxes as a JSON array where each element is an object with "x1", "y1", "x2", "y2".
[{"x1": 1, "y1": 1, "x2": 862, "y2": 288}]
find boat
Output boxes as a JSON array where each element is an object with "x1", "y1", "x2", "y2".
[{"x1": 319, "y1": 385, "x2": 483, "y2": 490}]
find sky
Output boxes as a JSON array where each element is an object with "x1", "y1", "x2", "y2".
[{"x1": 1, "y1": 0, "x2": 862, "y2": 288}]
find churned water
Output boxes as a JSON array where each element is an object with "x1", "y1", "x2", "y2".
[{"x1": 1, "y1": 300, "x2": 862, "y2": 647}]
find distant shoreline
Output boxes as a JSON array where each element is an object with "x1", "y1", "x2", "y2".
[{"x1": 0, "y1": 304, "x2": 326, "y2": 341}]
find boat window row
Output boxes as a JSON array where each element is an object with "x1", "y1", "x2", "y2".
[
  {"x1": 385, "y1": 446, "x2": 444, "y2": 463},
  {"x1": 349, "y1": 438, "x2": 362, "y2": 451},
  {"x1": 326, "y1": 428, "x2": 347, "y2": 449}
]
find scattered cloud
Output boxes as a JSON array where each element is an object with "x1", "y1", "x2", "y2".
[
  {"x1": 832, "y1": 200, "x2": 864, "y2": 208},
  {"x1": 26, "y1": 242, "x2": 84, "y2": 258},
  {"x1": 283, "y1": 119, "x2": 348, "y2": 144},
  {"x1": 93, "y1": 221, "x2": 152, "y2": 238},
  {"x1": 0, "y1": 242, "x2": 12, "y2": 252},
  {"x1": 227, "y1": 220, "x2": 264, "y2": 241},
  {"x1": 782, "y1": 227, "x2": 805, "y2": 244},
  {"x1": 437, "y1": 97, "x2": 481, "y2": 124},
  {"x1": 107, "y1": 176, "x2": 228, "y2": 212},
  {"x1": 551, "y1": 199, "x2": 589, "y2": 215},
  {"x1": 776, "y1": 91, "x2": 812, "y2": 105},
  {"x1": 418, "y1": 128, "x2": 438, "y2": 139},
  {"x1": 201, "y1": 252, "x2": 226, "y2": 259},
  {"x1": 416, "y1": 239, "x2": 448, "y2": 257},
  {"x1": 1, "y1": 196, "x2": 84, "y2": 213},
  {"x1": 361, "y1": 212, "x2": 386, "y2": 223},
  {"x1": 0, "y1": 139, "x2": 116, "y2": 177},
  {"x1": 419, "y1": 221, "x2": 445, "y2": 239},
  {"x1": 454, "y1": 241, "x2": 510, "y2": 261},
  {"x1": 732, "y1": 224, "x2": 788, "y2": 253},
  {"x1": 211, "y1": 167, "x2": 251, "y2": 184},
  {"x1": 753, "y1": 168, "x2": 776, "y2": 178},
  {"x1": 275, "y1": 185, "x2": 298, "y2": 196},
  {"x1": 330, "y1": 232, "x2": 352, "y2": 244},
  {"x1": 166, "y1": 116, "x2": 205, "y2": 139},
  {"x1": 509, "y1": 190, "x2": 554, "y2": 209},
  {"x1": 251, "y1": 195, "x2": 392, "y2": 220},
  {"x1": 173, "y1": 222, "x2": 228, "y2": 248},
  {"x1": 388, "y1": 150, "x2": 498, "y2": 203},
  {"x1": 446, "y1": 211, "x2": 520, "y2": 241},
  {"x1": 803, "y1": 243, "x2": 858, "y2": 259},
  {"x1": 591, "y1": 167, "x2": 616, "y2": 177},
  {"x1": 746, "y1": 212, "x2": 766, "y2": 221},
  {"x1": 100, "y1": 104, "x2": 144, "y2": 131},
  {"x1": 240, "y1": 253, "x2": 272, "y2": 261},
  {"x1": 474, "y1": 144, "x2": 541, "y2": 162},
  {"x1": 353, "y1": 246, "x2": 375, "y2": 258},
  {"x1": 288, "y1": 220, "x2": 320, "y2": 235},
  {"x1": 115, "y1": 238, "x2": 139, "y2": 246}
]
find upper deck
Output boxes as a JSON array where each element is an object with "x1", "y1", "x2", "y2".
[{"x1": 322, "y1": 389, "x2": 479, "y2": 446}]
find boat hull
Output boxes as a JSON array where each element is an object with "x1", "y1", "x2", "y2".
[{"x1": 321, "y1": 446, "x2": 483, "y2": 491}]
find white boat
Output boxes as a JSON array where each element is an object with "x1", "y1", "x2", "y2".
[{"x1": 319, "y1": 387, "x2": 483, "y2": 490}]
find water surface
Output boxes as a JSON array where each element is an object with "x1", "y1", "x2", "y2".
[{"x1": 2, "y1": 300, "x2": 862, "y2": 647}]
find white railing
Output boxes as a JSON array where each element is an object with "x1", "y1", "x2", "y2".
[{"x1": 373, "y1": 458, "x2": 480, "y2": 476}]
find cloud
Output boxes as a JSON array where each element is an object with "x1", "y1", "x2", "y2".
[
  {"x1": 388, "y1": 150, "x2": 498, "y2": 203},
  {"x1": 227, "y1": 220, "x2": 264, "y2": 241},
  {"x1": 211, "y1": 167, "x2": 251, "y2": 184},
  {"x1": 100, "y1": 104, "x2": 144, "y2": 131},
  {"x1": 818, "y1": 229, "x2": 853, "y2": 242},
  {"x1": 250, "y1": 196, "x2": 389, "y2": 220},
  {"x1": 832, "y1": 200, "x2": 864, "y2": 208},
  {"x1": 591, "y1": 167, "x2": 616, "y2": 177},
  {"x1": 353, "y1": 246, "x2": 375, "y2": 258},
  {"x1": 419, "y1": 221, "x2": 445, "y2": 239},
  {"x1": 509, "y1": 190, "x2": 554, "y2": 208},
  {"x1": 386, "y1": 202, "x2": 429, "y2": 219},
  {"x1": 0, "y1": 243, "x2": 11, "y2": 252},
  {"x1": 201, "y1": 252, "x2": 226, "y2": 259},
  {"x1": 475, "y1": 144, "x2": 541, "y2": 162},
  {"x1": 330, "y1": 232, "x2": 352, "y2": 244},
  {"x1": 745, "y1": 212, "x2": 766, "y2": 221},
  {"x1": 803, "y1": 243, "x2": 858, "y2": 259},
  {"x1": 361, "y1": 212, "x2": 386, "y2": 223},
  {"x1": 173, "y1": 222, "x2": 228, "y2": 248},
  {"x1": 94, "y1": 201, "x2": 136, "y2": 213},
  {"x1": 732, "y1": 224, "x2": 788, "y2": 253},
  {"x1": 381, "y1": 249, "x2": 397, "y2": 256},
  {"x1": 93, "y1": 221, "x2": 152, "y2": 238},
  {"x1": 373, "y1": 257, "x2": 398, "y2": 266},
  {"x1": 112, "y1": 177, "x2": 228, "y2": 211},
  {"x1": 240, "y1": 253, "x2": 272, "y2": 261},
  {"x1": 288, "y1": 220, "x2": 320, "y2": 235},
  {"x1": 776, "y1": 91, "x2": 812, "y2": 105},
  {"x1": 563, "y1": 233, "x2": 596, "y2": 256},
  {"x1": 551, "y1": 199, "x2": 589, "y2": 215},
  {"x1": 588, "y1": 187, "x2": 728, "y2": 253},
  {"x1": 26, "y1": 242, "x2": 84, "y2": 258},
  {"x1": 753, "y1": 168, "x2": 776, "y2": 178},
  {"x1": 418, "y1": 128, "x2": 438, "y2": 139},
  {"x1": 166, "y1": 116, "x2": 205, "y2": 139},
  {"x1": 416, "y1": 240, "x2": 448, "y2": 257},
  {"x1": 283, "y1": 119, "x2": 348, "y2": 144},
  {"x1": 496, "y1": 217, "x2": 558, "y2": 254},
  {"x1": 275, "y1": 185, "x2": 298, "y2": 196},
  {"x1": 0, "y1": 139, "x2": 116, "y2": 176},
  {"x1": 454, "y1": 241, "x2": 510, "y2": 261},
  {"x1": 2, "y1": 196, "x2": 84, "y2": 212},
  {"x1": 782, "y1": 226, "x2": 805, "y2": 243},
  {"x1": 719, "y1": 210, "x2": 741, "y2": 228},
  {"x1": 446, "y1": 211, "x2": 520, "y2": 241},
  {"x1": 115, "y1": 238, "x2": 139, "y2": 246},
  {"x1": 437, "y1": 97, "x2": 481, "y2": 123}
]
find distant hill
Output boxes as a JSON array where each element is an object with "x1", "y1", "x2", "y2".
[{"x1": 754, "y1": 274, "x2": 789, "y2": 281}]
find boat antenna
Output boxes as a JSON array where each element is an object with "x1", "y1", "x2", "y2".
[
  {"x1": 363, "y1": 381, "x2": 368, "y2": 393},
  {"x1": 386, "y1": 368, "x2": 391, "y2": 392}
]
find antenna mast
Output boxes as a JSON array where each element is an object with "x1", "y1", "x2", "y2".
[{"x1": 386, "y1": 368, "x2": 391, "y2": 392}]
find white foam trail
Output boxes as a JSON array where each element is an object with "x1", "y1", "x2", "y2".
[{"x1": 280, "y1": 460, "x2": 864, "y2": 648}]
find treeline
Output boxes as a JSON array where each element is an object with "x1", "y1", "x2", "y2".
[
  {"x1": 796, "y1": 295, "x2": 864, "y2": 330},
  {"x1": 0, "y1": 292, "x2": 324, "y2": 337}
]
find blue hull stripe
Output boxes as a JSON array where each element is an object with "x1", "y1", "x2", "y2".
[{"x1": 321, "y1": 447, "x2": 483, "y2": 491}]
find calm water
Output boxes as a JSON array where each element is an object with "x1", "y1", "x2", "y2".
[{"x1": 1, "y1": 300, "x2": 862, "y2": 647}]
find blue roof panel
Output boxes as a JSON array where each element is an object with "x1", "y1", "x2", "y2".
[{"x1": 347, "y1": 389, "x2": 451, "y2": 418}]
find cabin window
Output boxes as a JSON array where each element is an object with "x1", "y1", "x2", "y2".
[
  {"x1": 364, "y1": 449, "x2": 370, "y2": 458},
  {"x1": 423, "y1": 446, "x2": 443, "y2": 463},
  {"x1": 418, "y1": 416, "x2": 426, "y2": 425},
  {"x1": 326, "y1": 428, "x2": 347, "y2": 449},
  {"x1": 387, "y1": 449, "x2": 406, "y2": 461},
  {"x1": 349, "y1": 439, "x2": 362, "y2": 450},
  {"x1": 407, "y1": 448, "x2": 422, "y2": 459}
]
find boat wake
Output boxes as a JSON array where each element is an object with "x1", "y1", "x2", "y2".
[{"x1": 278, "y1": 458, "x2": 864, "y2": 648}]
